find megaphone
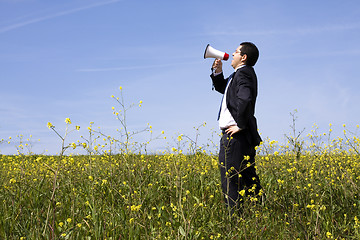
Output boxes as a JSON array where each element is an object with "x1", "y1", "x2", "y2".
[{"x1": 203, "y1": 44, "x2": 229, "y2": 61}]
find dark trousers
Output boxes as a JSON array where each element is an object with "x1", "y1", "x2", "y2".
[{"x1": 219, "y1": 130, "x2": 262, "y2": 212}]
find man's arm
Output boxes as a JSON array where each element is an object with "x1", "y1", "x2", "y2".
[
  {"x1": 233, "y1": 69, "x2": 253, "y2": 130},
  {"x1": 210, "y1": 59, "x2": 228, "y2": 94}
]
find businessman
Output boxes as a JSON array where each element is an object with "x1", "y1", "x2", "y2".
[{"x1": 210, "y1": 42, "x2": 263, "y2": 214}]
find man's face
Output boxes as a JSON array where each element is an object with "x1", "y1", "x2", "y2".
[{"x1": 231, "y1": 45, "x2": 245, "y2": 69}]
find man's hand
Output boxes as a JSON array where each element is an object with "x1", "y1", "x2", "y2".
[
  {"x1": 212, "y1": 58, "x2": 223, "y2": 73},
  {"x1": 225, "y1": 125, "x2": 241, "y2": 136}
]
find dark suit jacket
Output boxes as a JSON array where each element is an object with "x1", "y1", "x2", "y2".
[{"x1": 211, "y1": 65, "x2": 262, "y2": 146}]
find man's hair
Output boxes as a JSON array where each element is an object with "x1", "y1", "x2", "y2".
[{"x1": 240, "y1": 42, "x2": 259, "y2": 66}]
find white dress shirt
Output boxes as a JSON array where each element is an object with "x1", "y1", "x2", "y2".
[{"x1": 215, "y1": 66, "x2": 245, "y2": 130}]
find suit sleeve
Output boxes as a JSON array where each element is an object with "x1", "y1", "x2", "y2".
[
  {"x1": 233, "y1": 71, "x2": 253, "y2": 129},
  {"x1": 210, "y1": 72, "x2": 227, "y2": 94}
]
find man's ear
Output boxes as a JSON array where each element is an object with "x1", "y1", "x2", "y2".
[{"x1": 241, "y1": 54, "x2": 247, "y2": 63}]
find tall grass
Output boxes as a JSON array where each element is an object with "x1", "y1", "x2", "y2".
[{"x1": 1, "y1": 89, "x2": 359, "y2": 239}]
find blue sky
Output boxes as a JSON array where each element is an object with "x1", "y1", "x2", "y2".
[{"x1": 1, "y1": 0, "x2": 360, "y2": 154}]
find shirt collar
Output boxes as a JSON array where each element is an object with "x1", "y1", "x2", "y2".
[{"x1": 234, "y1": 65, "x2": 245, "y2": 72}]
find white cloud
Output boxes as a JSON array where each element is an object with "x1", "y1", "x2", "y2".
[
  {"x1": 204, "y1": 22, "x2": 360, "y2": 37},
  {"x1": 0, "y1": 0, "x2": 122, "y2": 33},
  {"x1": 76, "y1": 61, "x2": 202, "y2": 72}
]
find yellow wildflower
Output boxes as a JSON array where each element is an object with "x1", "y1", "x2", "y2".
[
  {"x1": 65, "y1": 118, "x2": 71, "y2": 124},
  {"x1": 239, "y1": 190, "x2": 245, "y2": 196}
]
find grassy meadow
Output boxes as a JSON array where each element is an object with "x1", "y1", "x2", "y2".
[{"x1": 1, "y1": 90, "x2": 360, "y2": 239}]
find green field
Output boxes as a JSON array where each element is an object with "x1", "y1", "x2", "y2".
[
  {"x1": 1, "y1": 127, "x2": 360, "y2": 239},
  {"x1": 1, "y1": 94, "x2": 360, "y2": 239}
]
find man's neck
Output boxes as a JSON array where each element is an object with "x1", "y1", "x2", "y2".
[{"x1": 234, "y1": 64, "x2": 246, "y2": 72}]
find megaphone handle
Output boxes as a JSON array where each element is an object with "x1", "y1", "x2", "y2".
[{"x1": 212, "y1": 59, "x2": 222, "y2": 73}]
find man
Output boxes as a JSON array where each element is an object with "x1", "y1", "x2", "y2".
[{"x1": 210, "y1": 42, "x2": 263, "y2": 214}]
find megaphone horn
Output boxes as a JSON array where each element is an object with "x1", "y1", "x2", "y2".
[{"x1": 204, "y1": 44, "x2": 229, "y2": 61}]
